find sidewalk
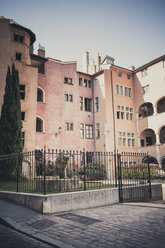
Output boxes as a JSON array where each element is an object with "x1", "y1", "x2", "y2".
[{"x1": 0, "y1": 199, "x2": 165, "y2": 248}]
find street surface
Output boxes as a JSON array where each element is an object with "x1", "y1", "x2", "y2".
[
  {"x1": 0, "y1": 199, "x2": 165, "y2": 248},
  {"x1": 0, "y1": 223, "x2": 54, "y2": 248}
]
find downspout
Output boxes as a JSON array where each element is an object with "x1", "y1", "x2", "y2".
[
  {"x1": 92, "y1": 76, "x2": 96, "y2": 153},
  {"x1": 110, "y1": 67, "x2": 117, "y2": 153}
]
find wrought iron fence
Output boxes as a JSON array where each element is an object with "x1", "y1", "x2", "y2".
[{"x1": 0, "y1": 149, "x2": 164, "y2": 195}]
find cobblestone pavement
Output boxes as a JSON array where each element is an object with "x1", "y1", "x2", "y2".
[
  {"x1": 17, "y1": 201, "x2": 165, "y2": 248},
  {"x1": 0, "y1": 223, "x2": 54, "y2": 248}
]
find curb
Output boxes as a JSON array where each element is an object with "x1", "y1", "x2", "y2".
[{"x1": 0, "y1": 216, "x2": 72, "y2": 248}]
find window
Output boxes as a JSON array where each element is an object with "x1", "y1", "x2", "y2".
[
  {"x1": 141, "y1": 68, "x2": 148, "y2": 77},
  {"x1": 65, "y1": 94, "x2": 68, "y2": 101},
  {"x1": 86, "y1": 125, "x2": 93, "y2": 139},
  {"x1": 118, "y1": 137, "x2": 122, "y2": 146},
  {"x1": 80, "y1": 124, "x2": 84, "y2": 139},
  {"x1": 65, "y1": 94, "x2": 73, "y2": 102},
  {"x1": 64, "y1": 77, "x2": 73, "y2": 85},
  {"x1": 20, "y1": 85, "x2": 25, "y2": 99},
  {"x1": 37, "y1": 88, "x2": 44, "y2": 102},
  {"x1": 120, "y1": 86, "x2": 123, "y2": 96},
  {"x1": 95, "y1": 97, "x2": 99, "y2": 112},
  {"x1": 70, "y1": 123, "x2": 73, "y2": 130},
  {"x1": 117, "y1": 111, "x2": 120, "y2": 119},
  {"x1": 142, "y1": 84, "x2": 150, "y2": 94},
  {"x1": 163, "y1": 60, "x2": 165, "y2": 68},
  {"x1": 128, "y1": 138, "x2": 131, "y2": 147},
  {"x1": 21, "y1": 132, "x2": 25, "y2": 148},
  {"x1": 16, "y1": 52, "x2": 22, "y2": 61},
  {"x1": 116, "y1": 85, "x2": 119, "y2": 95},
  {"x1": 118, "y1": 72, "x2": 122, "y2": 77},
  {"x1": 65, "y1": 123, "x2": 73, "y2": 131},
  {"x1": 118, "y1": 132, "x2": 135, "y2": 147},
  {"x1": 88, "y1": 80, "x2": 92, "y2": 88},
  {"x1": 125, "y1": 87, "x2": 128, "y2": 96},
  {"x1": 21, "y1": 112, "x2": 25, "y2": 121},
  {"x1": 132, "y1": 139, "x2": 135, "y2": 147},
  {"x1": 65, "y1": 123, "x2": 69, "y2": 131},
  {"x1": 117, "y1": 105, "x2": 133, "y2": 121},
  {"x1": 141, "y1": 139, "x2": 144, "y2": 147},
  {"x1": 95, "y1": 79, "x2": 99, "y2": 85},
  {"x1": 69, "y1": 95, "x2": 73, "y2": 102},
  {"x1": 123, "y1": 138, "x2": 126, "y2": 147},
  {"x1": 127, "y1": 74, "x2": 131, "y2": 80},
  {"x1": 121, "y1": 112, "x2": 124, "y2": 119},
  {"x1": 79, "y1": 78, "x2": 83, "y2": 86},
  {"x1": 128, "y1": 88, "x2": 132, "y2": 97},
  {"x1": 14, "y1": 34, "x2": 24, "y2": 43},
  {"x1": 80, "y1": 97, "x2": 83, "y2": 111},
  {"x1": 84, "y1": 79, "x2": 88, "y2": 87},
  {"x1": 85, "y1": 98, "x2": 92, "y2": 112},
  {"x1": 36, "y1": 117, "x2": 43, "y2": 132},
  {"x1": 96, "y1": 123, "x2": 100, "y2": 139}
]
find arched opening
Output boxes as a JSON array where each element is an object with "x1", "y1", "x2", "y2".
[
  {"x1": 160, "y1": 126, "x2": 165, "y2": 144},
  {"x1": 139, "y1": 102, "x2": 154, "y2": 118},
  {"x1": 36, "y1": 117, "x2": 43, "y2": 132},
  {"x1": 161, "y1": 157, "x2": 165, "y2": 171},
  {"x1": 157, "y1": 97, "x2": 165, "y2": 113},
  {"x1": 37, "y1": 88, "x2": 44, "y2": 102},
  {"x1": 140, "y1": 129, "x2": 156, "y2": 147},
  {"x1": 142, "y1": 156, "x2": 158, "y2": 164}
]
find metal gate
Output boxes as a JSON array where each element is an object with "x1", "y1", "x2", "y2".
[{"x1": 117, "y1": 153, "x2": 152, "y2": 202}]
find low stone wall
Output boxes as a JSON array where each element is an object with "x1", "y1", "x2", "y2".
[
  {"x1": 0, "y1": 184, "x2": 164, "y2": 214},
  {"x1": 162, "y1": 184, "x2": 165, "y2": 200},
  {"x1": 0, "y1": 188, "x2": 119, "y2": 214}
]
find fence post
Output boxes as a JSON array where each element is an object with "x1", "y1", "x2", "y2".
[
  {"x1": 147, "y1": 154, "x2": 152, "y2": 199},
  {"x1": 83, "y1": 148, "x2": 86, "y2": 191},
  {"x1": 16, "y1": 154, "x2": 19, "y2": 192},
  {"x1": 117, "y1": 153, "x2": 123, "y2": 203},
  {"x1": 114, "y1": 151, "x2": 117, "y2": 187},
  {"x1": 43, "y1": 146, "x2": 46, "y2": 195}
]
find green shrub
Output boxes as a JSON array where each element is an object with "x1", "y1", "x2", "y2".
[
  {"x1": 121, "y1": 167, "x2": 158, "y2": 179},
  {"x1": 78, "y1": 163, "x2": 106, "y2": 181}
]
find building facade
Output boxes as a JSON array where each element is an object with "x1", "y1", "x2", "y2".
[{"x1": 0, "y1": 17, "x2": 165, "y2": 169}]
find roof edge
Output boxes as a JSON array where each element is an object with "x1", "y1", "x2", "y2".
[{"x1": 134, "y1": 55, "x2": 165, "y2": 73}]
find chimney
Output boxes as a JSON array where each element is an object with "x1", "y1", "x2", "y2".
[
  {"x1": 38, "y1": 44, "x2": 45, "y2": 58},
  {"x1": 98, "y1": 53, "x2": 101, "y2": 71},
  {"x1": 82, "y1": 51, "x2": 89, "y2": 73},
  {"x1": 128, "y1": 65, "x2": 135, "y2": 71}
]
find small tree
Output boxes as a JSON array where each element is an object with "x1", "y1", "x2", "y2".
[
  {"x1": 0, "y1": 64, "x2": 23, "y2": 179},
  {"x1": 55, "y1": 153, "x2": 69, "y2": 178}
]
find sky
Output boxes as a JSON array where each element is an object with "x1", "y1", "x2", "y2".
[{"x1": 1, "y1": 0, "x2": 165, "y2": 69}]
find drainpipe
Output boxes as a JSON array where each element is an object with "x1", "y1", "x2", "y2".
[
  {"x1": 110, "y1": 67, "x2": 117, "y2": 153},
  {"x1": 92, "y1": 76, "x2": 96, "y2": 153}
]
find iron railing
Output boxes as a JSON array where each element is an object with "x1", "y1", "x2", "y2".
[{"x1": 0, "y1": 149, "x2": 164, "y2": 195}]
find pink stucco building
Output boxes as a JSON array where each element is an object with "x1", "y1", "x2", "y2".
[{"x1": 0, "y1": 16, "x2": 165, "y2": 169}]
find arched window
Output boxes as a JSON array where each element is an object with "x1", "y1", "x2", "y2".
[
  {"x1": 160, "y1": 126, "x2": 165, "y2": 144},
  {"x1": 36, "y1": 117, "x2": 43, "y2": 132},
  {"x1": 157, "y1": 97, "x2": 165, "y2": 114},
  {"x1": 161, "y1": 157, "x2": 165, "y2": 171},
  {"x1": 142, "y1": 156, "x2": 158, "y2": 164},
  {"x1": 140, "y1": 129, "x2": 156, "y2": 147},
  {"x1": 37, "y1": 88, "x2": 44, "y2": 102},
  {"x1": 139, "y1": 102, "x2": 154, "y2": 118}
]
